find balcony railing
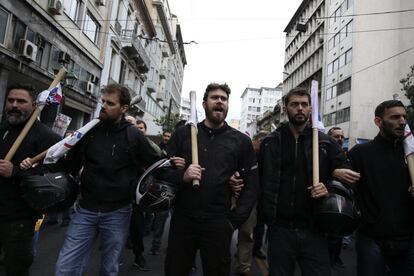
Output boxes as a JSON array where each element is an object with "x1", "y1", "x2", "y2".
[{"x1": 120, "y1": 29, "x2": 151, "y2": 73}]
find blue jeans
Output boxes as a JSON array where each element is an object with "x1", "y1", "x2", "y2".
[
  {"x1": 55, "y1": 204, "x2": 132, "y2": 276},
  {"x1": 356, "y1": 232, "x2": 414, "y2": 276}
]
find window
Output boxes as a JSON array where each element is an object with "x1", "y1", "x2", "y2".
[
  {"x1": 328, "y1": 37, "x2": 334, "y2": 50},
  {"x1": 339, "y1": 53, "x2": 346, "y2": 67},
  {"x1": 332, "y1": 58, "x2": 339, "y2": 72},
  {"x1": 40, "y1": 41, "x2": 51, "y2": 69},
  {"x1": 63, "y1": 0, "x2": 80, "y2": 22},
  {"x1": 330, "y1": 8, "x2": 340, "y2": 26},
  {"x1": 324, "y1": 112, "x2": 336, "y2": 127},
  {"x1": 337, "y1": 77, "x2": 351, "y2": 96},
  {"x1": 83, "y1": 12, "x2": 100, "y2": 44},
  {"x1": 345, "y1": 49, "x2": 352, "y2": 63},
  {"x1": 11, "y1": 17, "x2": 26, "y2": 51},
  {"x1": 0, "y1": 8, "x2": 9, "y2": 45},
  {"x1": 336, "y1": 107, "x2": 350, "y2": 123},
  {"x1": 326, "y1": 87, "x2": 332, "y2": 100},
  {"x1": 49, "y1": 46, "x2": 60, "y2": 72}
]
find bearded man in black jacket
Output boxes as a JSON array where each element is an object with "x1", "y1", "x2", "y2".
[
  {"x1": 164, "y1": 83, "x2": 258, "y2": 276},
  {"x1": 348, "y1": 100, "x2": 414, "y2": 275},
  {"x1": 260, "y1": 87, "x2": 351, "y2": 276},
  {"x1": 50, "y1": 84, "x2": 161, "y2": 276},
  {"x1": 0, "y1": 84, "x2": 60, "y2": 276}
]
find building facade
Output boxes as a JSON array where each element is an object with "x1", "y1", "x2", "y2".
[
  {"x1": 284, "y1": 0, "x2": 414, "y2": 146},
  {"x1": 100, "y1": 0, "x2": 186, "y2": 135},
  {"x1": 179, "y1": 96, "x2": 190, "y2": 121},
  {"x1": 282, "y1": 0, "x2": 326, "y2": 124},
  {"x1": 322, "y1": 0, "x2": 414, "y2": 145},
  {"x1": 1, "y1": 0, "x2": 186, "y2": 136},
  {"x1": 0, "y1": 0, "x2": 110, "y2": 131},
  {"x1": 239, "y1": 85, "x2": 283, "y2": 134}
]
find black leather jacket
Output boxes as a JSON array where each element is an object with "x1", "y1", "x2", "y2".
[
  {"x1": 259, "y1": 122, "x2": 347, "y2": 225},
  {"x1": 0, "y1": 120, "x2": 60, "y2": 222},
  {"x1": 166, "y1": 121, "x2": 259, "y2": 229}
]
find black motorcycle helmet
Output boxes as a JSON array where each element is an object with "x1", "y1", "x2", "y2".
[
  {"x1": 20, "y1": 170, "x2": 78, "y2": 213},
  {"x1": 136, "y1": 158, "x2": 175, "y2": 212},
  {"x1": 314, "y1": 180, "x2": 360, "y2": 236}
]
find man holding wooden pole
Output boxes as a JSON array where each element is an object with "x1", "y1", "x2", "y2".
[
  {"x1": 0, "y1": 84, "x2": 60, "y2": 275},
  {"x1": 348, "y1": 100, "x2": 414, "y2": 275},
  {"x1": 49, "y1": 84, "x2": 160, "y2": 275},
  {"x1": 260, "y1": 87, "x2": 350, "y2": 276},
  {"x1": 164, "y1": 83, "x2": 258, "y2": 276}
]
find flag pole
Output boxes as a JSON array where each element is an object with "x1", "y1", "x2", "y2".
[
  {"x1": 311, "y1": 80, "x2": 320, "y2": 187},
  {"x1": 4, "y1": 67, "x2": 67, "y2": 161},
  {"x1": 188, "y1": 90, "x2": 200, "y2": 187}
]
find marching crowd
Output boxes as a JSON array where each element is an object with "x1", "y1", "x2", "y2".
[{"x1": 0, "y1": 82, "x2": 414, "y2": 276}]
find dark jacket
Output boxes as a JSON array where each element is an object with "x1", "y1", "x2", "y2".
[
  {"x1": 59, "y1": 119, "x2": 160, "y2": 212},
  {"x1": 0, "y1": 120, "x2": 60, "y2": 222},
  {"x1": 260, "y1": 122, "x2": 348, "y2": 226},
  {"x1": 166, "y1": 121, "x2": 259, "y2": 229},
  {"x1": 348, "y1": 134, "x2": 414, "y2": 238}
]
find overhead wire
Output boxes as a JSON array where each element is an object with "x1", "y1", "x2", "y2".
[{"x1": 20, "y1": 6, "x2": 414, "y2": 45}]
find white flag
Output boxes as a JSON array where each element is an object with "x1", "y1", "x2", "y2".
[
  {"x1": 311, "y1": 80, "x2": 325, "y2": 132},
  {"x1": 44, "y1": 119, "x2": 100, "y2": 164},
  {"x1": 403, "y1": 124, "x2": 414, "y2": 157}
]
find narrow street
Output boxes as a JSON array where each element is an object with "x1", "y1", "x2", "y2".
[{"x1": 1, "y1": 217, "x2": 357, "y2": 275}]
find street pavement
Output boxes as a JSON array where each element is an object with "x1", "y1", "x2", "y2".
[{"x1": 0, "y1": 217, "x2": 357, "y2": 276}]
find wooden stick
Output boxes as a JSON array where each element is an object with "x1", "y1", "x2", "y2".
[
  {"x1": 29, "y1": 150, "x2": 48, "y2": 165},
  {"x1": 312, "y1": 127, "x2": 319, "y2": 187},
  {"x1": 4, "y1": 67, "x2": 66, "y2": 161},
  {"x1": 189, "y1": 90, "x2": 200, "y2": 187},
  {"x1": 191, "y1": 126, "x2": 200, "y2": 187}
]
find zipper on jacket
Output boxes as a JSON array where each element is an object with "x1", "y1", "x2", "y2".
[
  {"x1": 290, "y1": 137, "x2": 299, "y2": 221},
  {"x1": 112, "y1": 144, "x2": 116, "y2": 156}
]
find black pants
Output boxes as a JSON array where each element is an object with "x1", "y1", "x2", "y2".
[
  {"x1": 356, "y1": 232, "x2": 414, "y2": 276},
  {"x1": 253, "y1": 219, "x2": 265, "y2": 252},
  {"x1": 151, "y1": 210, "x2": 169, "y2": 251},
  {"x1": 0, "y1": 219, "x2": 36, "y2": 276},
  {"x1": 130, "y1": 204, "x2": 146, "y2": 256},
  {"x1": 267, "y1": 225, "x2": 331, "y2": 276},
  {"x1": 165, "y1": 213, "x2": 234, "y2": 276}
]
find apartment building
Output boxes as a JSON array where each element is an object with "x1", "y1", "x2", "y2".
[
  {"x1": 0, "y1": 0, "x2": 110, "y2": 130},
  {"x1": 282, "y1": 0, "x2": 326, "y2": 118},
  {"x1": 322, "y1": 0, "x2": 414, "y2": 145},
  {"x1": 179, "y1": 96, "x2": 190, "y2": 121},
  {"x1": 100, "y1": 0, "x2": 186, "y2": 135},
  {"x1": 240, "y1": 85, "x2": 283, "y2": 134}
]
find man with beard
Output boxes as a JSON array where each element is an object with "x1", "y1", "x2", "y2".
[
  {"x1": 260, "y1": 87, "x2": 350, "y2": 276},
  {"x1": 0, "y1": 84, "x2": 60, "y2": 275},
  {"x1": 164, "y1": 83, "x2": 258, "y2": 276},
  {"x1": 48, "y1": 84, "x2": 161, "y2": 275},
  {"x1": 348, "y1": 100, "x2": 414, "y2": 275}
]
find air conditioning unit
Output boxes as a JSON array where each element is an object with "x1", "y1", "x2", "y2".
[
  {"x1": 48, "y1": 0, "x2": 63, "y2": 15},
  {"x1": 58, "y1": 51, "x2": 71, "y2": 64},
  {"x1": 96, "y1": 0, "x2": 106, "y2": 6},
  {"x1": 18, "y1": 39, "x2": 38, "y2": 62},
  {"x1": 296, "y1": 22, "x2": 307, "y2": 33},
  {"x1": 90, "y1": 75, "x2": 99, "y2": 84},
  {"x1": 86, "y1": 81, "x2": 95, "y2": 94}
]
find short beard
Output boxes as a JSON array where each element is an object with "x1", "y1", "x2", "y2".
[
  {"x1": 288, "y1": 113, "x2": 309, "y2": 126},
  {"x1": 6, "y1": 110, "x2": 31, "y2": 125},
  {"x1": 382, "y1": 120, "x2": 404, "y2": 140},
  {"x1": 205, "y1": 108, "x2": 227, "y2": 126}
]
